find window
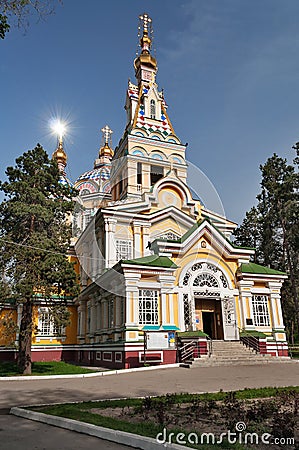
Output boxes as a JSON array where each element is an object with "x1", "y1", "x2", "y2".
[
  {"x1": 150, "y1": 165, "x2": 163, "y2": 185},
  {"x1": 118, "y1": 178, "x2": 123, "y2": 195},
  {"x1": 138, "y1": 290, "x2": 159, "y2": 325},
  {"x1": 193, "y1": 273, "x2": 219, "y2": 288},
  {"x1": 38, "y1": 308, "x2": 64, "y2": 336},
  {"x1": 150, "y1": 99, "x2": 156, "y2": 119},
  {"x1": 158, "y1": 231, "x2": 180, "y2": 241},
  {"x1": 116, "y1": 239, "x2": 133, "y2": 260},
  {"x1": 252, "y1": 295, "x2": 270, "y2": 326},
  {"x1": 137, "y1": 162, "x2": 142, "y2": 185}
]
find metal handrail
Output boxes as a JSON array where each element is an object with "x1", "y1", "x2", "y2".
[
  {"x1": 238, "y1": 328, "x2": 260, "y2": 353},
  {"x1": 179, "y1": 340, "x2": 196, "y2": 363},
  {"x1": 206, "y1": 335, "x2": 212, "y2": 357},
  {"x1": 288, "y1": 345, "x2": 299, "y2": 359}
]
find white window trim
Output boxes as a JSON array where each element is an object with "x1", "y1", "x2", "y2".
[
  {"x1": 37, "y1": 307, "x2": 65, "y2": 337},
  {"x1": 252, "y1": 295, "x2": 270, "y2": 327},
  {"x1": 138, "y1": 289, "x2": 159, "y2": 325},
  {"x1": 115, "y1": 239, "x2": 133, "y2": 260}
]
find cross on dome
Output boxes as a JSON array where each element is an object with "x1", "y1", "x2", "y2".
[
  {"x1": 139, "y1": 13, "x2": 152, "y2": 34},
  {"x1": 101, "y1": 125, "x2": 113, "y2": 146}
]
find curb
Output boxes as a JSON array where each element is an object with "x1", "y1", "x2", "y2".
[
  {"x1": 0, "y1": 363, "x2": 180, "y2": 381},
  {"x1": 10, "y1": 407, "x2": 186, "y2": 450}
]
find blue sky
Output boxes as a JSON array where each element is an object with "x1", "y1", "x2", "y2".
[{"x1": 1, "y1": 0, "x2": 299, "y2": 223}]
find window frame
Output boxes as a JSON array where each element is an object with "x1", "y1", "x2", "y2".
[
  {"x1": 138, "y1": 289, "x2": 159, "y2": 325},
  {"x1": 252, "y1": 294, "x2": 270, "y2": 327}
]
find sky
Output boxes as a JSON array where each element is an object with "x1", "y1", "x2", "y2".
[{"x1": 1, "y1": 0, "x2": 299, "y2": 224}]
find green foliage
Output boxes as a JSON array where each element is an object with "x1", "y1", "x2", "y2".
[
  {"x1": 233, "y1": 206, "x2": 261, "y2": 262},
  {"x1": 233, "y1": 149, "x2": 299, "y2": 341},
  {"x1": 35, "y1": 388, "x2": 299, "y2": 450},
  {"x1": 0, "y1": 144, "x2": 79, "y2": 373},
  {"x1": 0, "y1": 361, "x2": 97, "y2": 376},
  {"x1": 0, "y1": 144, "x2": 79, "y2": 300},
  {"x1": 0, "y1": 0, "x2": 61, "y2": 39},
  {"x1": 0, "y1": 13, "x2": 10, "y2": 38}
]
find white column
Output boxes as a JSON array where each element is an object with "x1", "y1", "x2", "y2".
[
  {"x1": 133, "y1": 224, "x2": 142, "y2": 258},
  {"x1": 104, "y1": 218, "x2": 117, "y2": 267},
  {"x1": 79, "y1": 301, "x2": 86, "y2": 337},
  {"x1": 268, "y1": 282, "x2": 284, "y2": 329},
  {"x1": 90, "y1": 296, "x2": 97, "y2": 338},
  {"x1": 178, "y1": 289, "x2": 185, "y2": 331},
  {"x1": 237, "y1": 280, "x2": 254, "y2": 330},
  {"x1": 142, "y1": 224, "x2": 151, "y2": 256},
  {"x1": 96, "y1": 298, "x2": 101, "y2": 331},
  {"x1": 160, "y1": 290, "x2": 167, "y2": 325}
]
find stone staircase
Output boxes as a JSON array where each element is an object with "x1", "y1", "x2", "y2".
[{"x1": 180, "y1": 340, "x2": 293, "y2": 368}]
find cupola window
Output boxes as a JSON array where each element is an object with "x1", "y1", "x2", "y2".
[{"x1": 150, "y1": 99, "x2": 156, "y2": 119}]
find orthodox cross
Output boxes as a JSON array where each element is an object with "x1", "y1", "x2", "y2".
[
  {"x1": 139, "y1": 13, "x2": 152, "y2": 34},
  {"x1": 101, "y1": 125, "x2": 113, "y2": 146}
]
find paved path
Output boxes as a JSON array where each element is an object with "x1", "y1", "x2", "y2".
[
  {"x1": 1, "y1": 362, "x2": 298, "y2": 450},
  {"x1": 0, "y1": 414, "x2": 129, "y2": 450},
  {"x1": 1, "y1": 362, "x2": 299, "y2": 409}
]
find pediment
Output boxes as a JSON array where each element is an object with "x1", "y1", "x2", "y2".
[{"x1": 152, "y1": 219, "x2": 254, "y2": 261}]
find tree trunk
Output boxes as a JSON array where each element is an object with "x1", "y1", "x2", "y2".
[{"x1": 17, "y1": 299, "x2": 33, "y2": 375}]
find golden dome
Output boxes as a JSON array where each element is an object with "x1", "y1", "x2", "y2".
[{"x1": 52, "y1": 140, "x2": 67, "y2": 171}]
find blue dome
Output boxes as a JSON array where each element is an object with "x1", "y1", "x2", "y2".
[{"x1": 76, "y1": 167, "x2": 110, "y2": 183}]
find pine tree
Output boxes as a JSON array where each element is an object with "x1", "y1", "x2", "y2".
[
  {"x1": 234, "y1": 151, "x2": 299, "y2": 341},
  {"x1": 0, "y1": 144, "x2": 79, "y2": 374},
  {"x1": 233, "y1": 206, "x2": 261, "y2": 262}
]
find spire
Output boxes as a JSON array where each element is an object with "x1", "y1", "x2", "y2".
[
  {"x1": 98, "y1": 125, "x2": 114, "y2": 161},
  {"x1": 52, "y1": 135, "x2": 67, "y2": 176},
  {"x1": 134, "y1": 13, "x2": 157, "y2": 85},
  {"x1": 139, "y1": 13, "x2": 153, "y2": 54}
]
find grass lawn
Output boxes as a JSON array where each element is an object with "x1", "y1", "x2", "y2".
[
  {"x1": 0, "y1": 361, "x2": 99, "y2": 376},
  {"x1": 33, "y1": 387, "x2": 299, "y2": 449}
]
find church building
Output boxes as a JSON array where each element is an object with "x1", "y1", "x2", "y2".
[{"x1": 0, "y1": 14, "x2": 289, "y2": 367}]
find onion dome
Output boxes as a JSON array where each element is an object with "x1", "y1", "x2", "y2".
[
  {"x1": 74, "y1": 125, "x2": 113, "y2": 196},
  {"x1": 52, "y1": 138, "x2": 72, "y2": 187}
]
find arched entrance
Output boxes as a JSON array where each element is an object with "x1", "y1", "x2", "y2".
[{"x1": 180, "y1": 261, "x2": 239, "y2": 340}]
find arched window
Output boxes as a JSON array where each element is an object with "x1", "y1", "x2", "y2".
[
  {"x1": 150, "y1": 99, "x2": 156, "y2": 119},
  {"x1": 193, "y1": 273, "x2": 219, "y2": 288}
]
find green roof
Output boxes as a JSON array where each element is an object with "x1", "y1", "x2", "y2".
[
  {"x1": 240, "y1": 262, "x2": 287, "y2": 276},
  {"x1": 122, "y1": 255, "x2": 178, "y2": 268},
  {"x1": 177, "y1": 330, "x2": 208, "y2": 338}
]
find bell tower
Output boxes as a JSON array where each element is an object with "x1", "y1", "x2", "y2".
[{"x1": 111, "y1": 13, "x2": 188, "y2": 202}]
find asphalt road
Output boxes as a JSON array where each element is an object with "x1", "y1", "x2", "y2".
[{"x1": 1, "y1": 362, "x2": 299, "y2": 450}]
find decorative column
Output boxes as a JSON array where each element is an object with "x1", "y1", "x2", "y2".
[
  {"x1": 133, "y1": 222, "x2": 142, "y2": 258},
  {"x1": 142, "y1": 224, "x2": 151, "y2": 256},
  {"x1": 90, "y1": 296, "x2": 97, "y2": 341},
  {"x1": 237, "y1": 280, "x2": 254, "y2": 330},
  {"x1": 123, "y1": 273, "x2": 140, "y2": 343},
  {"x1": 96, "y1": 297, "x2": 102, "y2": 332},
  {"x1": 78, "y1": 300, "x2": 86, "y2": 338},
  {"x1": 268, "y1": 281, "x2": 285, "y2": 332},
  {"x1": 158, "y1": 274, "x2": 176, "y2": 326},
  {"x1": 177, "y1": 289, "x2": 186, "y2": 331},
  {"x1": 104, "y1": 218, "x2": 117, "y2": 267}
]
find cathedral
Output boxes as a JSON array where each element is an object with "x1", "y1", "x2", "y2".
[{"x1": 0, "y1": 14, "x2": 289, "y2": 367}]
